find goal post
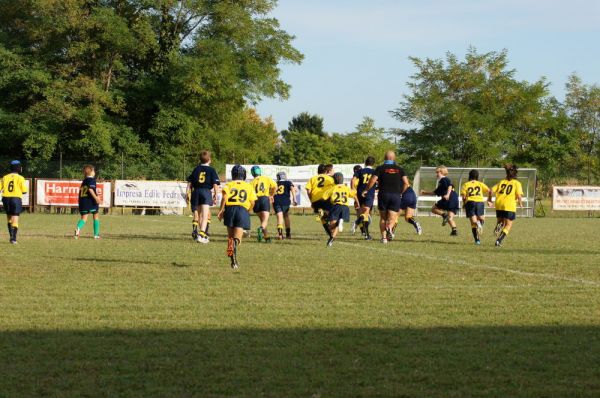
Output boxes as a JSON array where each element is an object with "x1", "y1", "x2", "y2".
[{"x1": 413, "y1": 167, "x2": 537, "y2": 218}]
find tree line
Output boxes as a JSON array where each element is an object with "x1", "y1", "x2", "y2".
[{"x1": 0, "y1": 3, "x2": 598, "y2": 194}]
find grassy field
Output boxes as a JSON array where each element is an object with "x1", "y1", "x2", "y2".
[{"x1": 1, "y1": 213, "x2": 599, "y2": 397}]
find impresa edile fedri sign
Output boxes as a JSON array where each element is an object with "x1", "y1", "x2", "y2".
[
  {"x1": 36, "y1": 179, "x2": 111, "y2": 207},
  {"x1": 114, "y1": 180, "x2": 188, "y2": 207},
  {"x1": 552, "y1": 186, "x2": 600, "y2": 211}
]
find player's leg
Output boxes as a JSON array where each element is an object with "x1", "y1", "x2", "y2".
[
  {"x1": 6, "y1": 212, "x2": 12, "y2": 239},
  {"x1": 9, "y1": 214, "x2": 19, "y2": 243},
  {"x1": 198, "y1": 204, "x2": 210, "y2": 243},
  {"x1": 92, "y1": 211, "x2": 100, "y2": 239},
  {"x1": 378, "y1": 210, "x2": 388, "y2": 242},
  {"x1": 404, "y1": 207, "x2": 422, "y2": 235},
  {"x1": 386, "y1": 210, "x2": 399, "y2": 240},
  {"x1": 192, "y1": 209, "x2": 200, "y2": 239},
  {"x1": 469, "y1": 215, "x2": 479, "y2": 243},
  {"x1": 496, "y1": 217, "x2": 513, "y2": 246},
  {"x1": 284, "y1": 210, "x2": 292, "y2": 239},
  {"x1": 276, "y1": 210, "x2": 285, "y2": 239},
  {"x1": 448, "y1": 211, "x2": 458, "y2": 235},
  {"x1": 75, "y1": 213, "x2": 89, "y2": 239},
  {"x1": 258, "y1": 211, "x2": 271, "y2": 242},
  {"x1": 361, "y1": 206, "x2": 372, "y2": 239}
]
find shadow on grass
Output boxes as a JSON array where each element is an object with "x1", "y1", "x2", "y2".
[{"x1": 0, "y1": 327, "x2": 598, "y2": 397}]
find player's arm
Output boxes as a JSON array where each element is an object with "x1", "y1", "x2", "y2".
[
  {"x1": 88, "y1": 186, "x2": 101, "y2": 205},
  {"x1": 291, "y1": 184, "x2": 298, "y2": 206},
  {"x1": 0, "y1": 179, "x2": 3, "y2": 193},
  {"x1": 186, "y1": 182, "x2": 193, "y2": 204},
  {"x1": 401, "y1": 175, "x2": 410, "y2": 194},
  {"x1": 363, "y1": 175, "x2": 378, "y2": 197},
  {"x1": 350, "y1": 176, "x2": 358, "y2": 190},
  {"x1": 487, "y1": 185, "x2": 496, "y2": 207},
  {"x1": 269, "y1": 180, "x2": 277, "y2": 199},
  {"x1": 217, "y1": 188, "x2": 228, "y2": 220}
]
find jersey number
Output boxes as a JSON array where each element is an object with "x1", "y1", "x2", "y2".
[
  {"x1": 229, "y1": 188, "x2": 247, "y2": 203},
  {"x1": 498, "y1": 184, "x2": 513, "y2": 195},
  {"x1": 333, "y1": 192, "x2": 348, "y2": 204},
  {"x1": 255, "y1": 182, "x2": 265, "y2": 194},
  {"x1": 277, "y1": 185, "x2": 285, "y2": 195},
  {"x1": 198, "y1": 172, "x2": 206, "y2": 183},
  {"x1": 7, "y1": 181, "x2": 14, "y2": 193},
  {"x1": 362, "y1": 174, "x2": 371, "y2": 184},
  {"x1": 80, "y1": 186, "x2": 88, "y2": 198},
  {"x1": 467, "y1": 186, "x2": 481, "y2": 196},
  {"x1": 317, "y1": 176, "x2": 325, "y2": 188}
]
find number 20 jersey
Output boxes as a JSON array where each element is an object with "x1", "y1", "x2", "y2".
[
  {"x1": 222, "y1": 180, "x2": 257, "y2": 211},
  {"x1": 492, "y1": 179, "x2": 523, "y2": 212}
]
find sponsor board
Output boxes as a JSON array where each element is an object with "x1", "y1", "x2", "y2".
[
  {"x1": 553, "y1": 186, "x2": 600, "y2": 211},
  {"x1": 114, "y1": 180, "x2": 188, "y2": 207},
  {"x1": 36, "y1": 179, "x2": 111, "y2": 207}
]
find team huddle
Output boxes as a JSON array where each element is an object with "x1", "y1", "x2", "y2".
[{"x1": 1, "y1": 150, "x2": 524, "y2": 269}]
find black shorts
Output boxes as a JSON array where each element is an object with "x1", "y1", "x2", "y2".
[
  {"x1": 2, "y1": 197, "x2": 23, "y2": 216},
  {"x1": 273, "y1": 203, "x2": 290, "y2": 214},
  {"x1": 496, "y1": 210, "x2": 516, "y2": 221},
  {"x1": 329, "y1": 204, "x2": 350, "y2": 222},
  {"x1": 253, "y1": 196, "x2": 271, "y2": 213},
  {"x1": 311, "y1": 199, "x2": 331, "y2": 213},
  {"x1": 400, "y1": 189, "x2": 417, "y2": 210},
  {"x1": 436, "y1": 191, "x2": 459, "y2": 214},
  {"x1": 378, "y1": 192, "x2": 402, "y2": 212},
  {"x1": 465, "y1": 201, "x2": 485, "y2": 218},
  {"x1": 190, "y1": 188, "x2": 213, "y2": 210},
  {"x1": 223, "y1": 206, "x2": 251, "y2": 229},
  {"x1": 357, "y1": 193, "x2": 375, "y2": 209},
  {"x1": 79, "y1": 198, "x2": 99, "y2": 215}
]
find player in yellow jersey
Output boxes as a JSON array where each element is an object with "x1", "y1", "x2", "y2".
[
  {"x1": 460, "y1": 169, "x2": 491, "y2": 245},
  {"x1": 322, "y1": 172, "x2": 357, "y2": 247},
  {"x1": 488, "y1": 164, "x2": 524, "y2": 247},
  {"x1": 305, "y1": 164, "x2": 335, "y2": 236},
  {"x1": 250, "y1": 166, "x2": 277, "y2": 243},
  {"x1": 0, "y1": 160, "x2": 28, "y2": 244},
  {"x1": 217, "y1": 165, "x2": 257, "y2": 269}
]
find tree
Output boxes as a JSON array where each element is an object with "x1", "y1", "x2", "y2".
[
  {"x1": 331, "y1": 117, "x2": 395, "y2": 163},
  {"x1": 283, "y1": 112, "x2": 325, "y2": 137},
  {"x1": 391, "y1": 48, "x2": 553, "y2": 167}
]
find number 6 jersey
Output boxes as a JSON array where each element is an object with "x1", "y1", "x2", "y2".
[
  {"x1": 492, "y1": 179, "x2": 523, "y2": 212},
  {"x1": 0, "y1": 173, "x2": 28, "y2": 198}
]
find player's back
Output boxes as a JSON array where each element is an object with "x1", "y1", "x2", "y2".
[
  {"x1": 252, "y1": 176, "x2": 276, "y2": 197},
  {"x1": 493, "y1": 179, "x2": 523, "y2": 211},
  {"x1": 224, "y1": 180, "x2": 256, "y2": 210},
  {"x1": 188, "y1": 165, "x2": 219, "y2": 189},
  {"x1": 306, "y1": 174, "x2": 334, "y2": 202},
  {"x1": 355, "y1": 167, "x2": 376, "y2": 195},
  {"x1": 0, "y1": 173, "x2": 27, "y2": 197},
  {"x1": 324, "y1": 184, "x2": 355, "y2": 206},
  {"x1": 461, "y1": 180, "x2": 489, "y2": 203},
  {"x1": 274, "y1": 180, "x2": 293, "y2": 204}
]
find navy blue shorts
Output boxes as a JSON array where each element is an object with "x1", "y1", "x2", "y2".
[
  {"x1": 496, "y1": 210, "x2": 516, "y2": 221},
  {"x1": 329, "y1": 204, "x2": 350, "y2": 222},
  {"x1": 2, "y1": 197, "x2": 23, "y2": 216},
  {"x1": 190, "y1": 188, "x2": 213, "y2": 210},
  {"x1": 378, "y1": 192, "x2": 402, "y2": 212},
  {"x1": 465, "y1": 201, "x2": 485, "y2": 218},
  {"x1": 79, "y1": 198, "x2": 99, "y2": 214},
  {"x1": 273, "y1": 203, "x2": 290, "y2": 214},
  {"x1": 400, "y1": 189, "x2": 417, "y2": 210},
  {"x1": 223, "y1": 206, "x2": 251, "y2": 229},
  {"x1": 311, "y1": 199, "x2": 331, "y2": 213},
  {"x1": 436, "y1": 192, "x2": 459, "y2": 214},
  {"x1": 253, "y1": 196, "x2": 271, "y2": 213},
  {"x1": 357, "y1": 193, "x2": 375, "y2": 209}
]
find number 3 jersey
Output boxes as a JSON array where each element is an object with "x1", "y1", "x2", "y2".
[
  {"x1": 492, "y1": 179, "x2": 523, "y2": 212},
  {"x1": 222, "y1": 180, "x2": 257, "y2": 211},
  {"x1": 322, "y1": 184, "x2": 357, "y2": 207},
  {"x1": 460, "y1": 180, "x2": 490, "y2": 203},
  {"x1": 0, "y1": 173, "x2": 28, "y2": 198}
]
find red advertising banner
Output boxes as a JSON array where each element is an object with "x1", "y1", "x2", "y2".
[{"x1": 36, "y1": 179, "x2": 112, "y2": 207}]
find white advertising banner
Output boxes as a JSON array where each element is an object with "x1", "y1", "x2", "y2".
[
  {"x1": 0, "y1": 179, "x2": 31, "y2": 206},
  {"x1": 552, "y1": 186, "x2": 600, "y2": 211},
  {"x1": 225, "y1": 164, "x2": 360, "y2": 207},
  {"x1": 114, "y1": 180, "x2": 188, "y2": 207},
  {"x1": 36, "y1": 179, "x2": 112, "y2": 207}
]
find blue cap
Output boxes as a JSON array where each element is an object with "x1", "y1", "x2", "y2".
[{"x1": 10, "y1": 160, "x2": 21, "y2": 166}]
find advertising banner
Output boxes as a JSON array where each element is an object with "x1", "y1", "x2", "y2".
[
  {"x1": 225, "y1": 164, "x2": 360, "y2": 207},
  {"x1": 552, "y1": 186, "x2": 600, "y2": 211},
  {"x1": 36, "y1": 179, "x2": 112, "y2": 207},
  {"x1": 0, "y1": 179, "x2": 32, "y2": 206},
  {"x1": 114, "y1": 180, "x2": 188, "y2": 207}
]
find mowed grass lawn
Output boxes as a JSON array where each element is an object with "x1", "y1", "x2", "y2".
[{"x1": 1, "y1": 213, "x2": 599, "y2": 397}]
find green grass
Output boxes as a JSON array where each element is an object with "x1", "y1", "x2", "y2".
[{"x1": 1, "y1": 213, "x2": 599, "y2": 397}]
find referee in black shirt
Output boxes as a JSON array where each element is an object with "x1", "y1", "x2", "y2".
[{"x1": 363, "y1": 151, "x2": 409, "y2": 243}]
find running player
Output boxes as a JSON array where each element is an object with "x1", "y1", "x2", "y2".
[
  {"x1": 322, "y1": 172, "x2": 357, "y2": 247},
  {"x1": 351, "y1": 165, "x2": 363, "y2": 235},
  {"x1": 250, "y1": 166, "x2": 277, "y2": 242},
  {"x1": 187, "y1": 150, "x2": 220, "y2": 243},
  {"x1": 489, "y1": 164, "x2": 524, "y2": 247},
  {"x1": 460, "y1": 169, "x2": 491, "y2": 245},
  {"x1": 306, "y1": 164, "x2": 335, "y2": 237},
  {"x1": 352, "y1": 156, "x2": 377, "y2": 240},
  {"x1": 217, "y1": 165, "x2": 257, "y2": 269},
  {"x1": 0, "y1": 160, "x2": 28, "y2": 244},
  {"x1": 399, "y1": 180, "x2": 423, "y2": 236},
  {"x1": 74, "y1": 165, "x2": 101, "y2": 239},
  {"x1": 273, "y1": 171, "x2": 297, "y2": 240},
  {"x1": 420, "y1": 166, "x2": 459, "y2": 236}
]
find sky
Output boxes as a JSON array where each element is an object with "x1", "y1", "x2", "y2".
[{"x1": 255, "y1": 0, "x2": 600, "y2": 133}]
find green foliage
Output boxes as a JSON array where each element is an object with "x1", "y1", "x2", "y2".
[
  {"x1": 0, "y1": 0, "x2": 302, "y2": 178},
  {"x1": 331, "y1": 117, "x2": 396, "y2": 164},
  {"x1": 284, "y1": 111, "x2": 325, "y2": 137}
]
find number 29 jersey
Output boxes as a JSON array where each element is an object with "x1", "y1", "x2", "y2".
[
  {"x1": 222, "y1": 180, "x2": 257, "y2": 211},
  {"x1": 492, "y1": 179, "x2": 523, "y2": 212}
]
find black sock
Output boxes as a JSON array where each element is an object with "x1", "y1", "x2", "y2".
[
  {"x1": 7, "y1": 223, "x2": 11, "y2": 237},
  {"x1": 363, "y1": 220, "x2": 370, "y2": 236},
  {"x1": 497, "y1": 232, "x2": 507, "y2": 243},
  {"x1": 285, "y1": 227, "x2": 291, "y2": 238},
  {"x1": 12, "y1": 226, "x2": 18, "y2": 241},
  {"x1": 192, "y1": 222, "x2": 198, "y2": 233},
  {"x1": 322, "y1": 222, "x2": 332, "y2": 238},
  {"x1": 472, "y1": 227, "x2": 478, "y2": 241},
  {"x1": 205, "y1": 220, "x2": 211, "y2": 235},
  {"x1": 480, "y1": 219, "x2": 485, "y2": 227}
]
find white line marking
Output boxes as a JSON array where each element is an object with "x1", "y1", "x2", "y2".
[{"x1": 337, "y1": 241, "x2": 600, "y2": 287}]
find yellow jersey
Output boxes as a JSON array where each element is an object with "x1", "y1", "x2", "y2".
[
  {"x1": 0, "y1": 173, "x2": 28, "y2": 198},
  {"x1": 222, "y1": 180, "x2": 257, "y2": 211},
  {"x1": 492, "y1": 179, "x2": 523, "y2": 212},
  {"x1": 460, "y1": 180, "x2": 490, "y2": 203},
  {"x1": 251, "y1": 175, "x2": 277, "y2": 197},
  {"x1": 306, "y1": 174, "x2": 335, "y2": 202},
  {"x1": 322, "y1": 184, "x2": 356, "y2": 207}
]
